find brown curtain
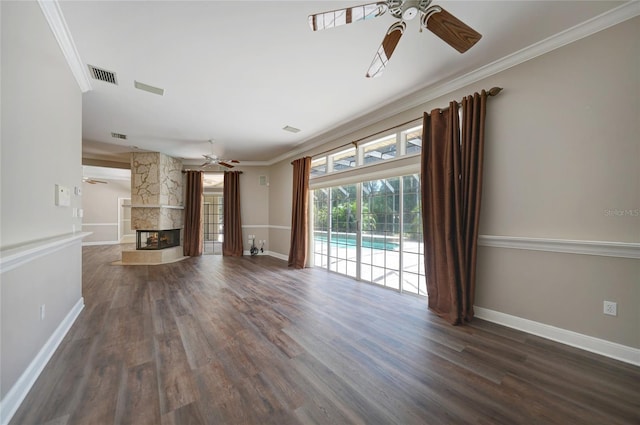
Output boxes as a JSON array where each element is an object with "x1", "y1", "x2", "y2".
[
  {"x1": 288, "y1": 157, "x2": 311, "y2": 269},
  {"x1": 421, "y1": 90, "x2": 487, "y2": 324},
  {"x1": 223, "y1": 171, "x2": 243, "y2": 256},
  {"x1": 183, "y1": 170, "x2": 203, "y2": 257}
]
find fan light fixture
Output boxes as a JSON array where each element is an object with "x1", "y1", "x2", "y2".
[
  {"x1": 308, "y1": 0, "x2": 482, "y2": 78},
  {"x1": 402, "y1": 1, "x2": 420, "y2": 20}
]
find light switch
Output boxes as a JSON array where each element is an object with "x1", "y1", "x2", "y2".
[{"x1": 55, "y1": 184, "x2": 71, "y2": 206}]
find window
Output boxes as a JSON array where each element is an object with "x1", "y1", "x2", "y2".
[
  {"x1": 310, "y1": 157, "x2": 327, "y2": 178},
  {"x1": 330, "y1": 147, "x2": 356, "y2": 172},
  {"x1": 362, "y1": 134, "x2": 397, "y2": 165},
  {"x1": 311, "y1": 124, "x2": 421, "y2": 178},
  {"x1": 403, "y1": 125, "x2": 422, "y2": 156}
]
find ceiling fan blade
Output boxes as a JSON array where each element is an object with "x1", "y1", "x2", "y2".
[
  {"x1": 309, "y1": 2, "x2": 387, "y2": 31},
  {"x1": 218, "y1": 162, "x2": 235, "y2": 169},
  {"x1": 366, "y1": 21, "x2": 406, "y2": 78},
  {"x1": 423, "y1": 7, "x2": 482, "y2": 53}
]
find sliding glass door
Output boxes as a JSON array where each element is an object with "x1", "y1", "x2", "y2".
[{"x1": 312, "y1": 174, "x2": 426, "y2": 296}]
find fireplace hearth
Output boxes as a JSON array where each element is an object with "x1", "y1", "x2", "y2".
[{"x1": 136, "y1": 229, "x2": 180, "y2": 250}]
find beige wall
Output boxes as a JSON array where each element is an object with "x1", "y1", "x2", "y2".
[
  {"x1": 1, "y1": 4, "x2": 83, "y2": 247},
  {"x1": 0, "y1": 1, "x2": 84, "y2": 400},
  {"x1": 470, "y1": 16, "x2": 639, "y2": 348},
  {"x1": 268, "y1": 17, "x2": 639, "y2": 348},
  {"x1": 82, "y1": 178, "x2": 131, "y2": 243},
  {"x1": 267, "y1": 160, "x2": 293, "y2": 258},
  {"x1": 237, "y1": 167, "x2": 271, "y2": 252}
]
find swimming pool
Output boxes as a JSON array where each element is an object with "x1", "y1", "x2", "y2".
[{"x1": 314, "y1": 232, "x2": 399, "y2": 250}]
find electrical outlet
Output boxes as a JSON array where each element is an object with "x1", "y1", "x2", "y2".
[
  {"x1": 40, "y1": 304, "x2": 46, "y2": 320},
  {"x1": 603, "y1": 301, "x2": 617, "y2": 316}
]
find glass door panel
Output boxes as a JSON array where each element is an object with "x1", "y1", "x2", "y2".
[
  {"x1": 329, "y1": 185, "x2": 357, "y2": 278},
  {"x1": 361, "y1": 178, "x2": 400, "y2": 289},
  {"x1": 203, "y1": 194, "x2": 223, "y2": 254},
  {"x1": 313, "y1": 188, "x2": 329, "y2": 268},
  {"x1": 401, "y1": 174, "x2": 426, "y2": 295}
]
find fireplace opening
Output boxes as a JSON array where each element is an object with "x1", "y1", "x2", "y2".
[{"x1": 136, "y1": 229, "x2": 180, "y2": 250}]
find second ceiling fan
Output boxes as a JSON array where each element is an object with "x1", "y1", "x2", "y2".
[
  {"x1": 201, "y1": 139, "x2": 239, "y2": 169},
  {"x1": 308, "y1": 0, "x2": 482, "y2": 78}
]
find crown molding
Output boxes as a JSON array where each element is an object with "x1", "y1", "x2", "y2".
[
  {"x1": 269, "y1": 0, "x2": 640, "y2": 166},
  {"x1": 38, "y1": 0, "x2": 92, "y2": 93}
]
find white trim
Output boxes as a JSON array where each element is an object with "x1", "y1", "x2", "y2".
[
  {"x1": 474, "y1": 306, "x2": 640, "y2": 367},
  {"x1": 267, "y1": 251, "x2": 289, "y2": 262},
  {"x1": 0, "y1": 297, "x2": 85, "y2": 425},
  {"x1": 82, "y1": 240, "x2": 120, "y2": 246},
  {"x1": 478, "y1": 235, "x2": 640, "y2": 259},
  {"x1": 309, "y1": 157, "x2": 420, "y2": 189},
  {"x1": 242, "y1": 224, "x2": 291, "y2": 231},
  {"x1": 269, "y1": 225, "x2": 291, "y2": 231},
  {"x1": 81, "y1": 223, "x2": 118, "y2": 227},
  {"x1": 0, "y1": 232, "x2": 91, "y2": 274},
  {"x1": 268, "y1": 1, "x2": 640, "y2": 166},
  {"x1": 240, "y1": 250, "x2": 289, "y2": 261},
  {"x1": 37, "y1": 0, "x2": 91, "y2": 93}
]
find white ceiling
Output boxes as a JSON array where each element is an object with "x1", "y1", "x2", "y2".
[{"x1": 60, "y1": 1, "x2": 625, "y2": 166}]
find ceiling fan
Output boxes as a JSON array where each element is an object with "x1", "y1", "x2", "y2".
[
  {"x1": 308, "y1": 0, "x2": 482, "y2": 78},
  {"x1": 201, "y1": 139, "x2": 239, "y2": 169}
]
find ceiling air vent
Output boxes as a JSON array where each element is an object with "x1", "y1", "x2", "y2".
[
  {"x1": 111, "y1": 132, "x2": 127, "y2": 140},
  {"x1": 282, "y1": 125, "x2": 301, "y2": 134},
  {"x1": 88, "y1": 65, "x2": 118, "y2": 85}
]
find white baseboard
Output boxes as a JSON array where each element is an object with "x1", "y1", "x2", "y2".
[
  {"x1": 267, "y1": 251, "x2": 289, "y2": 261},
  {"x1": 0, "y1": 297, "x2": 85, "y2": 425},
  {"x1": 474, "y1": 306, "x2": 640, "y2": 367},
  {"x1": 241, "y1": 250, "x2": 289, "y2": 262},
  {"x1": 82, "y1": 240, "x2": 120, "y2": 246}
]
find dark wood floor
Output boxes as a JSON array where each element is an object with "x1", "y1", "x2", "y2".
[{"x1": 11, "y1": 245, "x2": 640, "y2": 424}]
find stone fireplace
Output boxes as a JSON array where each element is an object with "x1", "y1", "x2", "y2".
[{"x1": 119, "y1": 152, "x2": 187, "y2": 265}]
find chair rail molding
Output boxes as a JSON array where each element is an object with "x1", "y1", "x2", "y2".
[
  {"x1": 478, "y1": 235, "x2": 640, "y2": 259},
  {"x1": 0, "y1": 232, "x2": 92, "y2": 274}
]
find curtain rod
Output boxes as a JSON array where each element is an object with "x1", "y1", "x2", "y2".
[{"x1": 310, "y1": 86, "x2": 503, "y2": 159}]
